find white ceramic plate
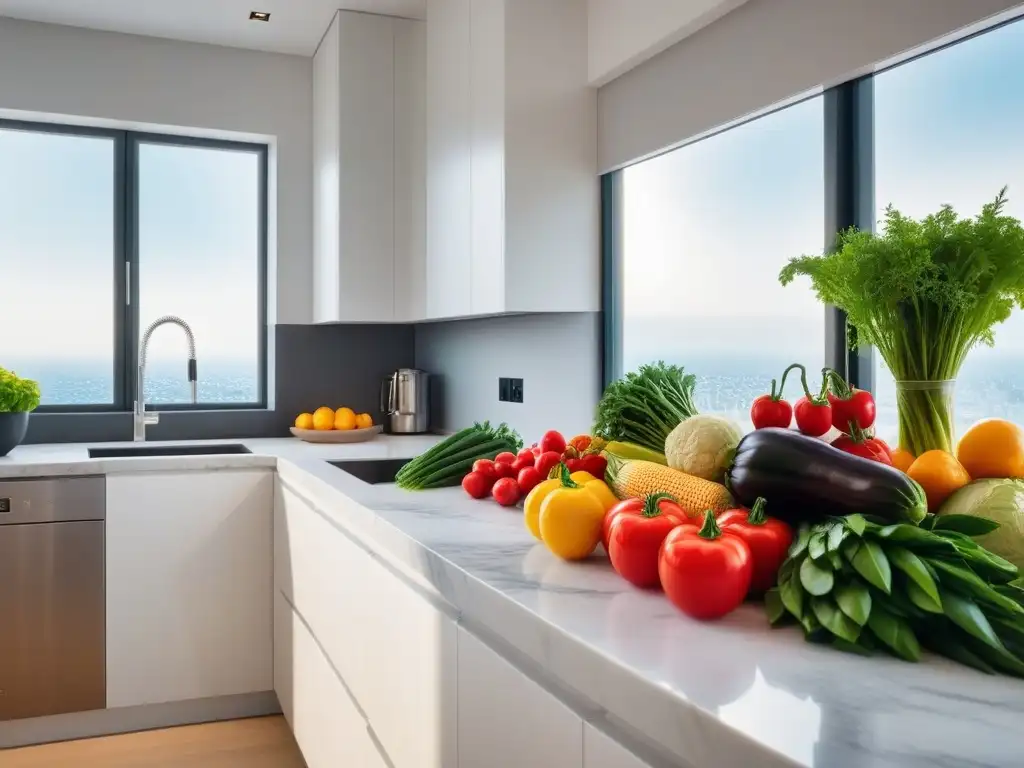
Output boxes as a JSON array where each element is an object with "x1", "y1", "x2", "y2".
[{"x1": 289, "y1": 425, "x2": 383, "y2": 443}]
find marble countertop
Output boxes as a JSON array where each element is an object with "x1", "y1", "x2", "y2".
[{"x1": 4, "y1": 436, "x2": 1023, "y2": 767}]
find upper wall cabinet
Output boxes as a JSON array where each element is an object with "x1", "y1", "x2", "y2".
[
  {"x1": 314, "y1": 11, "x2": 425, "y2": 323},
  {"x1": 426, "y1": 0, "x2": 599, "y2": 320}
]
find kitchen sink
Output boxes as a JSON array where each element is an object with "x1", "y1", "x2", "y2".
[
  {"x1": 88, "y1": 444, "x2": 252, "y2": 458},
  {"x1": 328, "y1": 458, "x2": 410, "y2": 485}
]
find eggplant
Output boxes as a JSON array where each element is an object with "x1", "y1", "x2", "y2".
[{"x1": 725, "y1": 428, "x2": 927, "y2": 525}]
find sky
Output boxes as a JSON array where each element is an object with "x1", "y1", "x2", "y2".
[
  {"x1": 621, "y1": 14, "x2": 1024, "y2": 378},
  {"x1": 0, "y1": 132, "x2": 260, "y2": 371}
]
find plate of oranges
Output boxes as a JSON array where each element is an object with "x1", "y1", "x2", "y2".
[{"x1": 290, "y1": 406, "x2": 381, "y2": 443}]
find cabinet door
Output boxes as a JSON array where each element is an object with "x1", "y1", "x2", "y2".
[
  {"x1": 106, "y1": 470, "x2": 273, "y2": 708},
  {"x1": 275, "y1": 481, "x2": 458, "y2": 768},
  {"x1": 584, "y1": 724, "x2": 652, "y2": 768},
  {"x1": 458, "y1": 627, "x2": 583, "y2": 768},
  {"x1": 426, "y1": 0, "x2": 473, "y2": 319},
  {"x1": 275, "y1": 590, "x2": 389, "y2": 768}
]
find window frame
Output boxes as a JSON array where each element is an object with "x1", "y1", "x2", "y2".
[
  {"x1": 602, "y1": 12, "x2": 1024, "y2": 396},
  {"x1": 0, "y1": 119, "x2": 269, "y2": 413}
]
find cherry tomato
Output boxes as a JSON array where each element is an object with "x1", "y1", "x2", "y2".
[
  {"x1": 539, "y1": 430, "x2": 567, "y2": 455},
  {"x1": 750, "y1": 394, "x2": 792, "y2": 429},
  {"x1": 717, "y1": 498, "x2": 793, "y2": 594},
  {"x1": 472, "y1": 459, "x2": 498, "y2": 481},
  {"x1": 658, "y1": 511, "x2": 752, "y2": 620},
  {"x1": 494, "y1": 451, "x2": 517, "y2": 465},
  {"x1": 606, "y1": 493, "x2": 692, "y2": 588},
  {"x1": 493, "y1": 461, "x2": 518, "y2": 479},
  {"x1": 828, "y1": 389, "x2": 877, "y2": 431},
  {"x1": 793, "y1": 396, "x2": 832, "y2": 437},
  {"x1": 565, "y1": 457, "x2": 583, "y2": 473},
  {"x1": 517, "y1": 466, "x2": 543, "y2": 495},
  {"x1": 462, "y1": 471, "x2": 493, "y2": 499},
  {"x1": 832, "y1": 434, "x2": 892, "y2": 465},
  {"x1": 534, "y1": 450, "x2": 562, "y2": 479},
  {"x1": 576, "y1": 453, "x2": 607, "y2": 478},
  {"x1": 511, "y1": 456, "x2": 535, "y2": 472},
  {"x1": 491, "y1": 477, "x2": 521, "y2": 506},
  {"x1": 516, "y1": 448, "x2": 535, "y2": 465}
]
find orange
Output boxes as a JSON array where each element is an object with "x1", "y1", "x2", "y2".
[
  {"x1": 957, "y1": 418, "x2": 1024, "y2": 479},
  {"x1": 294, "y1": 412, "x2": 314, "y2": 430},
  {"x1": 312, "y1": 406, "x2": 335, "y2": 430},
  {"x1": 334, "y1": 407, "x2": 357, "y2": 430},
  {"x1": 355, "y1": 412, "x2": 373, "y2": 429},
  {"x1": 890, "y1": 447, "x2": 916, "y2": 473},
  {"x1": 907, "y1": 450, "x2": 971, "y2": 512}
]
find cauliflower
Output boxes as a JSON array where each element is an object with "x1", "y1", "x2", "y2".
[{"x1": 665, "y1": 414, "x2": 744, "y2": 482}]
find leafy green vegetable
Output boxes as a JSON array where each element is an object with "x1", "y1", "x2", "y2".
[
  {"x1": 0, "y1": 367, "x2": 40, "y2": 412},
  {"x1": 593, "y1": 362, "x2": 697, "y2": 454},
  {"x1": 766, "y1": 513, "x2": 1024, "y2": 677},
  {"x1": 779, "y1": 190, "x2": 1024, "y2": 455}
]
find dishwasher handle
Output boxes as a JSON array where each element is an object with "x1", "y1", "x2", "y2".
[{"x1": 0, "y1": 477, "x2": 105, "y2": 525}]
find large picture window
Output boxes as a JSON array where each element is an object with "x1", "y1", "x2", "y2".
[
  {"x1": 618, "y1": 97, "x2": 826, "y2": 429},
  {"x1": 0, "y1": 122, "x2": 267, "y2": 411}
]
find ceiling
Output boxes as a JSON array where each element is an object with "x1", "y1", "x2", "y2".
[{"x1": 0, "y1": 0, "x2": 427, "y2": 56}]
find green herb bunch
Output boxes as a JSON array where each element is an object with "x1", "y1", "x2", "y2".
[
  {"x1": 767, "y1": 513, "x2": 1024, "y2": 677},
  {"x1": 594, "y1": 361, "x2": 698, "y2": 453},
  {"x1": 779, "y1": 189, "x2": 1024, "y2": 454},
  {"x1": 0, "y1": 367, "x2": 41, "y2": 412}
]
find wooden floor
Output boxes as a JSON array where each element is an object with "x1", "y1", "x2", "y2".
[{"x1": 2, "y1": 716, "x2": 306, "y2": 768}]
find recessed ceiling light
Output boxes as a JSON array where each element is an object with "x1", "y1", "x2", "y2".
[{"x1": 249, "y1": 11, "x2": 270, "y2": 21}]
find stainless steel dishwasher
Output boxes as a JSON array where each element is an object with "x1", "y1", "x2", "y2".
[{"x1": 0, "y1": 476, "x2": 106, "y2": 721}]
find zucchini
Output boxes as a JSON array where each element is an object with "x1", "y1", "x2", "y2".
[{"x1": 725, "y1": 428, "x2": 927, "y2": 525}]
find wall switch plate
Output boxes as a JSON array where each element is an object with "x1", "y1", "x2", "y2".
[
  {"x1": 498, "y1": 377, "x2": 511, "y2": 402},
  {"x1": 509, "y1": 378, "x2": 524, "y2": 403}
]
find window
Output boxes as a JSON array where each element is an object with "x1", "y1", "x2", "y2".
[
  {"x1": 873, "y1": 18, "x2": 1024, "y2": 443},
  {"x1": 618, "y1": 97, "x2": 826, "y2": 429},
  {"x1": 0, "y1": 122, "x2": 267, "y2": 410}
]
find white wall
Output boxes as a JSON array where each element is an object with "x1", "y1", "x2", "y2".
[
  {"x1": 0, "y1": 17, "x2": 313, "y2": 324},
  {"x1": 587, "y1": 0, "x2": 748, "y2": 85},
  {"x1": 598, "y1": 0, "x2": 1024, "y2": 172},
  {"x1": 415, "y1": 313, "x2": 602, "y2": 440}
]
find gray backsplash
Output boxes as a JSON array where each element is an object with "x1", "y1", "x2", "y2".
[{"x1": 414, "y1": 313, "x2": 602, "y2": 440}]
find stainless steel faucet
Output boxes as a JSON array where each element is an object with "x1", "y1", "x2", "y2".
[{"x1": 134, "y1": 316, "x2": 198, "y2": 442}]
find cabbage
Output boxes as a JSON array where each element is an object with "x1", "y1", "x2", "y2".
[
  {"x1": 664, "y1": 414, "x2": 743, "y2": 483},
  {"x1": 938, "y1": 479, "x2": 1024, "y2": 571}
]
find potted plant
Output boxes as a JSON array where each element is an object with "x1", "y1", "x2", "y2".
[
  {"x1": 779, "y1": 189, "x2": 1024, "y2": 456},
  {"x1": 0, "y1": 367, "x2": 40, "y2": 456}
]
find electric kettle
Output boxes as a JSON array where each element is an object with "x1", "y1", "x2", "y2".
[{"x1": 380, "y1": 369, "x2": 430, "y2": 434}]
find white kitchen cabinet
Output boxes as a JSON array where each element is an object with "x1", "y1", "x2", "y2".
[
  {"x1": 457, "y1": 626, "x2": 584, "y2": 768},
  {"x1": 425, "y1": 0, "x2": 598, "y2": 319},
  {"x1": 584, "y1": 724, "x2": 653, "y2": 768},
  {"x1": 274, "y1": 590, "x2": 389, "y2": 768},
  {"x1": 105, "y1": 470, "x2": 273, "y2": 708},
  {"x1": 274, "y1": 480, "x2": 458, "y2": 768},
  {"x1": 313, "y1": 10, "x2": 426, "y2": 322}
]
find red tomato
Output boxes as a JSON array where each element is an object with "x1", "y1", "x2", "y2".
[
  {"x1": 829, "y1": 388, "x2": 877, "y2": 432},
  {"x1": 494, "y1": 451, "x2": 517, "y2": 465},
  {"x1": 565, "y1": 457, "x2": 583, "y2": 473},
  {"x1": 462, "y1": 471, "x2": 493, "y2": 499},
  {"x1": 658, "y1": 512, "x2": 752, "y2": 620},
  {"x1": 576, "y1": 453, "x2": 607, "y2": 478},
  {"x1": 793, "y1": 396, "x2": 832, "y2": 437},
  {"x1": 607, "y1": 494, "x2": 692, "y2": 588},
  {"x1": 539, "y1": 430, "x2": 567, "y2": 455},
  {"x1": 750, "y1": 394, "x2": 792, "y2": 429},
  {"x1": 517, "y1": 466, "x2": 543, "y2": 495},
  {"x1": 493, "y1": 461, "x2": 517, "y2": 479},
  {"x1": 534, "y1": 450, "x2": 562, "y2": 479},
  {"x1": 472, "y1": 459, "x2": 498, "y2": 480},
  {"x1": 716, "y1": 498, "x2": 793, "y2": 594},
  {"x1": 491, "y1": 477, "x2": 521, "y2": 506},
  {"x1": 832, "y1": 434, "x2": 892, "y2": 465}
]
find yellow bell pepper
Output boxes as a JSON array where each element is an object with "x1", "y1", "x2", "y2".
[
  {"x1": 538, "y1": 466, "x2": 605, "y2": 560},
  {"x1": 524, "y1": 477, "x2": 563, "y2": 540},
  {"x1": 569, "y1": 471, "x2": 619, "y2": 513}
]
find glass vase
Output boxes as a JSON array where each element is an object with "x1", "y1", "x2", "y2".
[{"x1": 895, "y1": 379, "x2": 956, "y2": 456}]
